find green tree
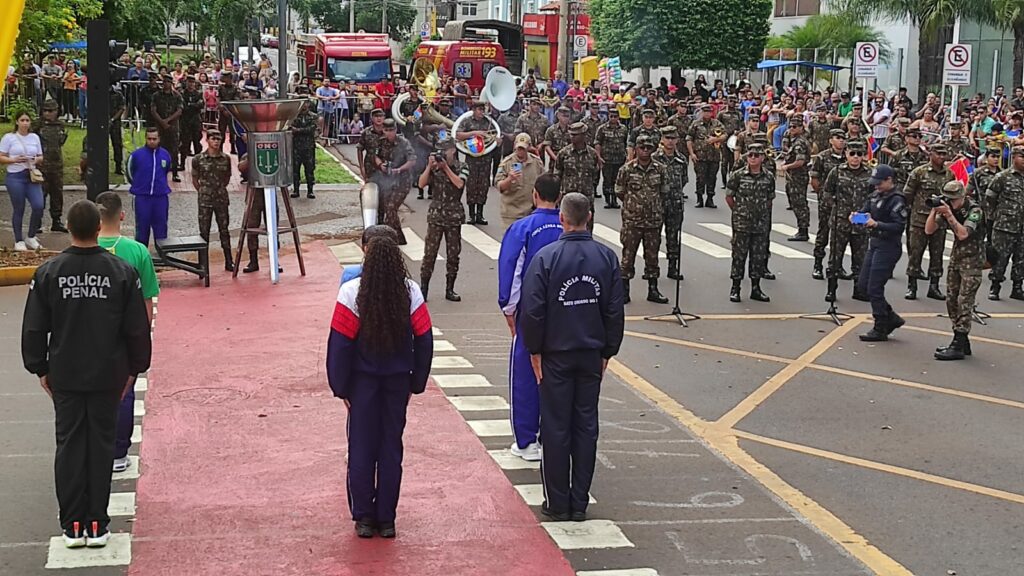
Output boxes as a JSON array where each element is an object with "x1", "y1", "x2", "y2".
[
  {"x1": 17, "y1": 0, "x2": 103, "y2": 54},
  {"x1": 310, "y1": 0, "x2": 416, "y2": 41},
  {"x1": 767, "y1": 13, "x2": 891, "y2": 56},
  {"x1": 991, "y1": 0, "x2": 1024, "y2": 87}
]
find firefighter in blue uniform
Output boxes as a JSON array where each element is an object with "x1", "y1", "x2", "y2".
[
  {"x1": 497, "y1": 174, "x2": 564, "y2": 461},
  {"x1": 519, "y1": 192, "x2": 626, "y2": 522},
  {"x1": 855, "y1": 164, "x2": 908, "y2": 342}
]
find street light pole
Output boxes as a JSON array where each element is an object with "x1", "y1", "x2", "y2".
[
  {"x1": 383, "y1": 0, "x2": 389, "y2": 37},
  {"x1": 278, "y1": 0, "x2": 288, "y2": 82},
  {"x1": 350, "y1": 0, "x2": 355, "y2": 32}
]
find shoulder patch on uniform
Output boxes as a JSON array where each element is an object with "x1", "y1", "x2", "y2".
[{"x1": 968, "y1": 210, "x2": 981, "y2": 222}]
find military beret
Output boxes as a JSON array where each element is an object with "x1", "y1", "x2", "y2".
[
  {"x1": 42, "y1": 100, "x2": 59, "y2": 111},
  {"x1": 382, "y1": 118, "x2": 397, "y2": 129},
  {"x1": 942, "y1": 180, "x2": 966, "y2": 199},
  {"x1": 829, "y1": 128, "x2": 846, "y2": 138},
  {"x1": 747, "y1": 143, "x2": 766, "y2": 154},
  {"x1": 556, "y1": 106, "x2": 571, "y2": 114},
  {"x1": 929, "y1": 143, "x2": 948, "y2": 154},
  {"x1": 846, "y1": 141, "x2": 866, "y2": 152},
  {"x1": 206, "y1": 129, "x2": 223, "y2": 139},
  {"x1": 906, "y1": 127, "x2": 922, "y2": 136},
  {"x1": 568, "y1": 122, "x2": 588, "y2": 135},
  {"x1": 660, "y1": 125, "x2": 678, "y2": 137},
  {"x1": 635, "y1": 135, "x2": 657, "y2": 148},
  {"x1": 1012, "y1": 145, "x2": 1024, "y2": 156},
  {"x1": 642, "y1": 108, "x2": 656, "y2": 116}
]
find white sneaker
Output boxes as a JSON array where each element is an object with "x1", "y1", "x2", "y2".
[
  {"x1": 25, "y1": 237, "x2": 42, "y2": 250},
  {"x1": 14, "y1": 241, "x2": 28, "y2": 252},
  {"x1": 62, "y1": 532, "x2": 86, "y2": 549},
  {"x1": 86, "y1": 530, "x2": 110, "y2": 548},
  {"x1": 510, "y1": 441, "x2": 541, "y2": 461},
  {"x1": 112, "y1": 457, "x2": 130, "y2": 473}
]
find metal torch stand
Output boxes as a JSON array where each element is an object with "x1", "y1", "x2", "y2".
[{"x1": 232, "y1": 183, "x2": 306, "y2": 279}]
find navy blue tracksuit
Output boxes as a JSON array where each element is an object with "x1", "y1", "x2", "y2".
[
  {"x1": 520, "y1": 231, "x2": 626, "y2": 515},
  {"x1": 326, "y1": 277, "x2": 433, "y2": 523},
  {"x1": 856, "y1": 190, "x2": 907, "y2": 326}
]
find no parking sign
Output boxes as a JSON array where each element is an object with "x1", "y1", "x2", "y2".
[{"x1": 943, "y1": 43, "x2": 972, "y2": 86}]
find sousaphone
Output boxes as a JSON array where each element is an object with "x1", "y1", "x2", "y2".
[
  {"x1": 393, "y1": 58, "x2": 453, "y2": 129},
  {"x1": 451, "y1": 66, "x2": 515, "y2": 157}
]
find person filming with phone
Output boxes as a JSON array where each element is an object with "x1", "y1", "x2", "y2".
[
  {"x1": 851, "y1": 164, "x2": 907, "y2": 342},
  {"x1": 496, "y1": 133, "x2": 545, "y2": 229}
]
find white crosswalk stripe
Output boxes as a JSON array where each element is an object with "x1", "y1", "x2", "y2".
[
  {"x1": 680, "y1": 232, "x2": 731, "y2": 258},
  {"x1": 400, "y1": 227, "x2": 442, "y2": 261},
  {"x1": 592, "y1": 223, "x2": 667, "y2": 258},
  {"x1": 461, "y1": 224, "x2": 503, "y2": 259},
  {"x1": 699, "y1": 223, "x2": 813, "y2": 259}
]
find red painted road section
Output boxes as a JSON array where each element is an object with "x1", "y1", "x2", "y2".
[{"x1": 130, "y1": 242, "x2": 574, "y2": 576}]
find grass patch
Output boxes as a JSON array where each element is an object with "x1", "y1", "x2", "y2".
[
  {"x1": 309, "y1": 146, "x2": 359, "y2": 185},
  {"x1": 0, "y1": 121, "x2": 129, "y2": 185}
]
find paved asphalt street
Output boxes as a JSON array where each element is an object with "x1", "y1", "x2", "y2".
[{"x1": 1, "y1": 142, "x2": 1021, "y2": 575}]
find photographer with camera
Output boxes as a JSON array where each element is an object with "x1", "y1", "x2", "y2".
[
  {"x1": 418, "y1": 137, "x2": 467, "y2": 302},
  {"x1": 925, "y1": 181, "x2": 986, "y2": 360},
  {"x1": 852, "y1": 165, "x2": 907, "y2": 342}
]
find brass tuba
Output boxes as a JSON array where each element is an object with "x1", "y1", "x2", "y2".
[
  {"x1": 393, "y1": 59, "x2": 453, "y2": 129},
  {"x1": 451, "y1": 66, "x2": 514, "y2": 157}
]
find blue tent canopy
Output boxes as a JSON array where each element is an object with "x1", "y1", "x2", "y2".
[
  {"x1": 757, "y1": 59, "x2": 846, "y2": 72},
  {"x1": 49, "y1": 41, "x2": 87, "y2": 50}
]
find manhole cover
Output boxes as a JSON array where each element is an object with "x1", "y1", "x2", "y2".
[{"x1": 166, "y1": 387, "x2": 249, "y2": 405}]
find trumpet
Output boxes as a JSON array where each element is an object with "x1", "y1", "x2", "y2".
[{"x1": 712, "y1": 127, "x2": 725, "y2": 149}]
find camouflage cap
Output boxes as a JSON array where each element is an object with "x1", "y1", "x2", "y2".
[
  {"x1": 568, "y1": 122, "x2": 588, "y2": 135},
  {"x1": 641, "y1": 108, "x2": 656, "y2": 116},
  {"x1": 942, "y1": 180, "x2": 966, "y2": 199},
  {"x1": 556, "y1": 106, "x2": 571, "y2": 114},
  {"x1": 846, "y1": 141, "x2": 866, "y2": 152},
  {"x1": 929, "y1": 142, "x2": 949, "y2": 155},
  {"x1": 660, "y1": 125, "x2": 679, "y2": 138},
  {"x1": 42, "y1": 100, "x2": 59, "y2": 111},
  {"x1": 896, "y1": 117, "x2": 911, "y2": 126},
  {"x1": 206, "y1": 129, "x2": 223, "y2": 139},
  {"x1": 382, "y1": 118, "x2": 397, "y2": 129},
  {"x1": 906, "y1": 127, "x2": 922, "y2": 137},
  {"x1": 700, "y1": 104, "x2": 713, "y2": 111},
  {"x1": 829, "y1": 128, "x2": 846, "y2": 138},
  {"x1": 746, "y1": 143, "x2": 766, "y2": 154},
  {"x1": 1012, "y1": 145, "x2": 1024, "y2": 157},
  {"x1": 472, "y1": 99, "x2": 487, "y2": 109},
  {"x1": 635, "y1": 135, "x2": 657, "y2": 148},
  {"x1": 948, "y1": 120, "x2": 963, "y2": 128},
  {"x1": 371, "y1": 108, "x2": 385, "y2": 116}
]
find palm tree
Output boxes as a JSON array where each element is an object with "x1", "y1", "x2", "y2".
[
  {"x1": 767, "y1": 13, "x2": 890, "y2": 88},
  {"x1": 992, "y1": 0, "x2": 1024, "y2": 86}
]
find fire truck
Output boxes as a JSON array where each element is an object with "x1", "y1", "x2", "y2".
[{"x1": 297, "y1": 33, "x2": 395, "y2": 85}]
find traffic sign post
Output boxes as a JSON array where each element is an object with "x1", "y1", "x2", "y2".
[
  {"x1": 573, "y1": 35, "x2": 587, "y2": 59},
  {"x1": 854, "y1": 42, "x2": 879, "y2": 122},
  {"x1": 944, "y1": 42, "x2": 972, "y2": 123}
]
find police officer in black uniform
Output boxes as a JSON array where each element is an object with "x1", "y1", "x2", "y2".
[
  {"x1": 519, "y1": 192, "x2": 626, "y2": 523},
  {"x1": 854, "y1": 164, "x2": 908, "y2": 342},
  {"x1": 21, "y1": 200, "x2": 152, "y2": 548}
]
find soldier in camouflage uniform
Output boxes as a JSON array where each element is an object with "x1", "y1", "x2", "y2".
[
  {"x1": 725, "y1": 142, "x2": 775, "y2": 303},
  {"x1": 809, "y1": 128, "x2": 847, "y2": 279},
  {"x1": 892, "y1": 128, "x2": 928, "y2": 193},
  {"x1": 290, "y1": 99, "x2": 319, "y2": 199},
  {"x1": 151, "y1": 76, "x2": 183, "y2": 182},
  {"x1": 667, "y1": 101, "x2": 693, "y2": 147},
  {"x1": 903, "y1": 143, "x2": 954, "y2": 300},
  {"x1": 217, "y1": 75, "x2": 242, "y2": 153},
  {"x1": 984, "y1": 145, "x2": 1024, "y2": 300},
  {"x1": 615, "y1": 135, "x2": 669, "y2": 304},
  {"x1": 929, "y1": 181, "x2": 986, "y2": 360},
  {"x1": 944, "y1": 121, "x2": 974, "y2": 161},
  {"x1": 179, "y1": 76, "x2": 204, "y2": 170},
  {"x1": 191, "y1": 129, "x2": 234, "y2": 271},
  {"x1": 879, "y1": 117, "x2": 909, "y2": 165},
  {"x1": 595, "y1": 112, "x2": 628, "y2": 208},
  {"x1": 110, "y1": 85, "x2": 126, "y2": 175},
  {"x1": 687, "y1": 104, "x2": 727, "y2": 208},
  {"x1": 583, "y1": 101, "x2": 604, "y2": 198},
  {"x1": 653, "y1": 125, "x2": 687, "y2": 280},
  {"x1": 844, "y1": 117, "x2": 869, "y2": 152},
  {"x1": 807, "y1": 105, "x2": 832, "y2": 155},
  {"x1": 34, "y1": 100, "x2": 68, "y2": 232},
  {"x1": 823, "y1": 141, "x2": 872, "y2": 301},
  {"x1": 542, "y1": 106, "x2": 572, "y2": 167},
  {"x1": 417, "y1": 138, "x2": 467, "y2": 302},
  {"x1": 627, "y1": 108, "x2": 661, "y2": 162},
  {"x1": 140, "y1": 74, "x2": 161, "y2": 128},
  {"x1": 717, "y1": 97, "x2": 744, "y2": 185},
  {"x1": 514, "y1": 98, "x2": 549, "y2": 155},
  {"x1": 357, "y1": 108, "x2": 386, "y2": 180},
  {"x1": 553, "y1": 123, "x2": 600, "y2": 231},
  {"x1": 779, "y1": 120, "x2": 812, "y2": 241},
  {"x1": 459, "y1": 101, "x2": 496, "y2": 225},
  {"x1": 968, "y1": 142, "x2": 1001, "y2": 201},
  {"x1": 370, "y1": 119, "x2": 417, "y2": 244}
]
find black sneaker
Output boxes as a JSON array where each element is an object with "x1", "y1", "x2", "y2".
[
  {"x1": 541, "y1": 503, "x2": 570, "y2": 522},
  {"x1": 355, "y1": 519, "x2": 375, "y2": 538},
  {"x1": 570, "y1": 511, "x2": 587, "y2": 522},
  {"x1": 377, "y1": 521, "x2": 396, "y2": 539}
]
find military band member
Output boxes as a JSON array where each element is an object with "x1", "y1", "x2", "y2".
[
  {"x1": 823, "y1": 141, "x2": 872, "y2": 302},
  {"x1": 653, "y1": 126, "x2": 687, "y2": 280},
  {"x1": 458, "y1": 101, "x2": 495, "y2": 225},
  {"x1": 627, "y1": 108, "x2": 661, "y2": 162},
  {"x1": 553, "y1": 123, "x2": 600, "y2": 231},
  {"x1": 687, "y1": 104, "x2": 727, "y2": 208},
  {"x1": 725, "y1": 143, "x2": 774, "y2": 303},
  {"x1": 34, "y1": 100, "x2": 68, "y2": 232},
  {"x1": 809, "y1": 129, "x2": 847, "y2": 279},
  {"x1": 515, "y1": 98, "x2": 550, "y2": 155},
  {"x1": 667, "y1": 100, "x2": 693, "y2": 144},
  {"x1": 357, "y1": 108, "x2": 386, "y2": 180},
  {"x1": 542, "y1": 107, "x2": 573, "y2": 167},
  {"x1": 418, "y1": 138, "x2": 467, "y2": 302},
  {"x1": 807, "y1": 105, "x2": 832, "y2": 155},
  {"x1": 984, "y1": 145, "x2": 1024, "y2": 301},
  {"x1": 615, "y1": 135, "x2": 669, "y2": 304},
  {"x1": 779, "y1": 120, "x2": 812, "y2": 241},
  {"x1": 903, "y1": 143, "x2": 954, "y2": 300},
  {"x1": 929, "y1": 181, "x2": 985, "y2": 360},
  {"x1": 595, "y1": 112, "x2": 629, "y2": 208},
  {"x1": 191, "y1": 129, "x2": 234, "y2": 271},
  {"x1": 371, "y1": 118, "x2": 417, "y2": 244},
  {"x1": 717, "y1": 97, "x2": 744, "y2": 184}
]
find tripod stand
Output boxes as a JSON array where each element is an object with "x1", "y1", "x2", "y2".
[
  {"x1": 938, "y1": 305, "x2": 991, "y2": 325},
  {"x1": 800, "y1": 278, "x2": 854, "y2": 326},
  {"x1": 645, "y1": 234, "x2": 700, "y2": 327}
]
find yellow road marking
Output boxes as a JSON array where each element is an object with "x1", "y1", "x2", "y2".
[
  {"x1": 607, "y1": 359, "x2": 913, "y2": 576},
  {"x1": 900, "y1": 325, "x2": 1024, "y2": 350},
  {"x1": 624, "y1": 330, "x2": 793, "y2": 363},
  {"x1": 734, "y1": 430, "x2": 1024, "y2": 506},
  {"x1": 716, "y1": 318, "x2": 865, "y2": 429},
  {"x1": 808, "y1": 364, "x2": 1024, "y2": 410}
]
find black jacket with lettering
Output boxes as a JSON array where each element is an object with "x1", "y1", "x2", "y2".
[
  {"x1": 520, "y1": 231, "x2": 626, "y2": 358},
  {"x1": 22, "y1": 246, "x2": 152, "y2": 392},
  {"x1": 861, "y1": 189, "x2": 907, "y2": 248}
]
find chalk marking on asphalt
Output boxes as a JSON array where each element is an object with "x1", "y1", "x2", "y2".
[
  {"x1": 600, "y1": 449, "x2": 700, "y2": 458},
  {"x1": 0, "y1": 541, "x2": 48, "y2": 549},
  {"x1": 625, "y1": 329, "x2": 794, "y2": 363},
  {"x1": 808, "y1": 364, "x2": 1024, "y2": 410},
  {"x1": 626, "y1": 312, "x2": 1024, "y2": 322},
  {"x1": 616, "y1": 517, "x2": 797, "y2": 526},
  {"x1": 899, "y1": 324, "x2": 1024, "y2": 350},
  {"x1": 666, "y1": 530, "x2": 815, "y2": 566},
  {"x1": 632, "y1": 491, "x2": 744, "y2": 508},
  {"x1": 399, "y1": 227, "x2": 441, "y2": 261},
  {"x1": 600, "y1": 438, "x2": 698, "y2": 444},
  {"x1": 595, "y1": 452, "x2": 616, "y2": 469},
  {"x1": 733, "y1": 430, "x2": 1024, "y2": 505},
  {"x1": 45, "y1": 533, "x2": 131, "y2": 568},
  {"x1": 0, "y1": 453, "x2": 49, "y2": 458},
  {"x1": 542, "y1": 519, "x2": 634, "y2": 550},
  {"x1": 716, "y1": 317, "x2": 865, "y2": 430},
  {"x1": 460, "y1": 224, "x2": 502, "y2": 259},
  {"x1": 592, "y1": 223, "x2": 667, "y2": 258},
  {"x1": 431, "y1": 356, "x2": 473, "y2": 369},
  {"x1": 606, "y1": 358, "x2": 910, "y2": 575},
  {"x1": 699, "y1": 222, "x2": 814, "y2": 259}
]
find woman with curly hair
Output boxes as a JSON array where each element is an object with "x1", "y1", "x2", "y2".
[{"x1": 326, "y1": 225, "x2": 434, "y2": 539}]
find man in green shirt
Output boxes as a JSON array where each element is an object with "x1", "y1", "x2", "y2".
[
  {"x1": 95, "y1": 192, "x2": 159, "y2": 473},
  {"x1": 837, "y1": 92, "x2": 854, "y2": 119}
]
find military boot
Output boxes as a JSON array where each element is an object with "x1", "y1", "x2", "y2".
[
  {"x1": 623, "y1": 278, "x2": 631, "y2": 304},
  {"x1": 704, "y1": 195, "x2": 717, "y2": 209},
  {"x1": 787, "y1": 227, "x2": 809, "y2": 242},
  {"x1": 729, "y1": 279, "x2": 742, "y2": 302},
  {"x1": 695, "y1": 194, "x2": 705, "y2": 208},
  {"x1": 905, "y1": 278, "x2": 917, "y2": 300},
  {"x1": 667, "y1": 260, "x2": 683, "y2": 280},
  {"x1": 934, "y1": 333, "x2": 970, "y2": 355},
  {"x1": 935, "y1": 332, "x2": 968, "y2": 360},
  {"x1": 445, "y1": 275, "x2": 461, "y2": 302},
  {"x1": 420, "y1": 275, "x2": 431, "y2": 302},
  {"x1": 825, "y1": 277, "x2": 838, "y2": 302},
  {"x1": 811, "y1": 258, "x2": 824, "y2": 280},
  {"x1": 749, "y1": 279, "x2": 770, "y2": 302},
  {"x1": 242, "y1": 253, "x2": 259, "y2": 273},
  {"x1": 224, "y1": 252, "x2": 235, "y2": 272},
  {"x1": 50, "y1": 218, "x2": 68, "y2": 233},
  {"x1": 1010, "y1": 282, "x2": 1024, "y2": 300},
  {"x1": 989, "y1": 282, "x2": 1002, "y2": 301},
  {"x1": 476, "y1": 204, "x2": 488, "y2": 225},
  {"x1": 885, "y1": 312, "x2": 906, "y2": 335},
  {"x1": 647, "y1": 279, "x2": 669, "y2": 303},
  {"x1": 762, "y1": 269, "x2": 776, "y2": 280},
  {"x1": 417, "y1": 187, "x2": 425, "y2": 200},
  {"x1": 926, "y1": 278, "x2": 946, "y2": 300}
]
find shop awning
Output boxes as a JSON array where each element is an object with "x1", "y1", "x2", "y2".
[{"x1": 756, "y1": 59, "x2": 846, "y2": 72}]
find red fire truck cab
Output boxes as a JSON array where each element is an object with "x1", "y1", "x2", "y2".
[
  {"x1": 300, "y1": 33, "x2": 394, "y2": 85},
  {"x1": 413, "y1": 40, "x2": 507, "y2": 91}
]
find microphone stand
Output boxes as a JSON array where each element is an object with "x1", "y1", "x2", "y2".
[
  {"x1": 645, "y1": 230, "x2": 700, "y2": 327},
  {"x1": 801, "y1": 202, "x2": 853, "y2": 326}
]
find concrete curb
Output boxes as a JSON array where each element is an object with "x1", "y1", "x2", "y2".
[{"x1": 0, "y1": 266, "x2": 36, "y2": 286}]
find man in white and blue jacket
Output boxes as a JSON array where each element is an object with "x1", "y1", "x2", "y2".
[
  {"x1": 126, "y1": 127, "x2": 173, "y2": 246},
  {"x1": 497, "y1": 173, "x2": 563, "y2": 461}
]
